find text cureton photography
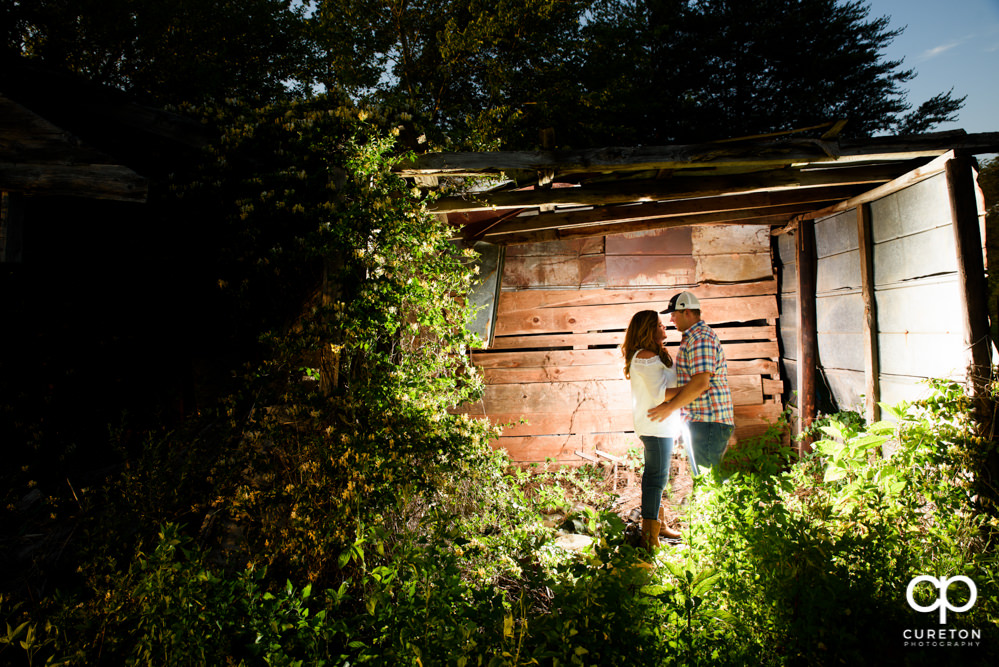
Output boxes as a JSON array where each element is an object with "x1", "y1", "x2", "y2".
[
  {"x1": 902, "y1": 627, "x2": 982, "y2": 648},
  {"x1": 903, "y1": 575, "x2": 983, "y2": 649}
]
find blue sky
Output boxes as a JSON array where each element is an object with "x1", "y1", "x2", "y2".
[{"x1": 867, "y1": 0, "x2": 999, "y2": 134}]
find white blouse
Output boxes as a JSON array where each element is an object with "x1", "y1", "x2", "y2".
[{"x1": 628, "y1": 353, "x2": 683, "y2": 438}]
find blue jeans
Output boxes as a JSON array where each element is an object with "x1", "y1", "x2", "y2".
[
  {"x1": 687, "y1": 422, "x2": 733, "y2": 474},
  {"x1": 639, "y1": 435, "x2": 674, "y2": 519}
]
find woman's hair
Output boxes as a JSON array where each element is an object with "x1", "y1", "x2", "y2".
[{"x1": 622, "y1": 310, "x2": 672, "y2": 378}]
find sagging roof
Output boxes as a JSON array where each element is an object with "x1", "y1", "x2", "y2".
[
  {"x1": 0, "y1": 56, "x2": 211, "y2": 202},
  {"x1": 397, "y1": 126, "x2": 999, "y2": 245}
]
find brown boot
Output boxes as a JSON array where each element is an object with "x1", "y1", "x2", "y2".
[
  {"x1": 641, "y1": 519, "x2": 661, "y2": 552},
  {"x1": 658, "y1": 506, "x2": 682, "y2": 539}
]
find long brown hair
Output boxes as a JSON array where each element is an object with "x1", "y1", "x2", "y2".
[{"x1": 622, "y1": 310, "x2": 672, "y2": 379}]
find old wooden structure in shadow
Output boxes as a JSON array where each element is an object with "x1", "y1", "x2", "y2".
[{"x1": 398, "y1": 128, "x2": 999, "y2": 463}]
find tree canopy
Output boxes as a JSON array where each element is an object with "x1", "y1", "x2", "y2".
[
  {"x1": 2, "y1": 0, "x2": 967, "y2": 146},
  {"x1": 1, "y1": 0, "x2": 313, "y2": 103}
]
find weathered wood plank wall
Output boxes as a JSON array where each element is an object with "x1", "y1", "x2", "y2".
[{"x1": 464, "y1": 224, "x2": 783, "y2": 464}]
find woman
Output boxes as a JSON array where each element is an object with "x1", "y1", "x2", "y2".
[{"x1": 622, "y1": 310, "x2": 684, "y2": 550}]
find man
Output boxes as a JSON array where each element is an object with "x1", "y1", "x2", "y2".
[{"x1": 648, "y1": 291, "x2": 734, "y2": 473}]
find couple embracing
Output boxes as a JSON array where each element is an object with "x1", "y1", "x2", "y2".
[{"x1": 622, "y1": 291, "x2": 735, "y2": 551}]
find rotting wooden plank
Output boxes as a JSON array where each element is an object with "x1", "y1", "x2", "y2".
[
  {"x1": 481, "y1": 349, "x2": 778, "y2": 383},
  {"x1": 728, "y1": 359, "x2": 781, "y2": 377},
  {"x1": 493, "y1": 433, "x2": 643, "y2": 463},
  {"x1": 504, "y1": 211, "x2": 812, "y2": 246},
  {"x1": 502, "y1": 254, "x2": 607, "y2": 288},
  {"x1": 484, "y1": 186, "x2": 870, "y2": 239},
  {"x1": 497, "y1": 279, "x2": 778, "y2": 313},
  {"x1": 398, "y1": 133, "x2": 999, "y2": 178},
  {"x1": 491, "y1": 434, "x2": 586, "y2": 462},
  {"x1": 491, "y1": 417, "x2": 783, "y2": 462},
  {"x1": 488, "y1": 411, "x2": 634, "y2": 437},
  {"x1": 485, "y1": 392, "x2": 783, "y2": 436},
  {"x1": 473, "y1": 348, "x2": 619, "y2": 368},
  {"x1": 605, "y1": 226, "x2": 694, "y2": 255},
  {"x1": 487, "y1": 325, "x2": 777, "y2": 351},
  {"x1": 432, "y1": 164, "x2": 907, "y2": 213},
  {"x1": 0, "y1": 191, "x2": 24, "y2": 262},
  {"x1": 0, "y1": 162, "x2": 149, "y2": 202},
  {"x1": 474, "y1": 342, "x2": 778, "y2": 373},
  {"x1": 763, "y1": 379, "x2": 784, "y2": 396},
  {"x1": 464, "y1": 375, "x2": 764, "y2": 416},
  {"x1": 504, "y1": 237, "x2": 604, "y2": 257},
  {"x1": 735, "y1": 401, "x2": 784, "y2": 423},
  {"x1": 696, "y1": 252, "x2": 773, "y2": 283},
  {"x1": 792, "y1": 151, "x2": 955, "y2": 224},
  {"x1": 606, "y1": 255, "x2": 697, "y2": 287},
  {"x1": 472, "y1": 401, "x2": 787, "y2": 463},
  {"x1": 486, "y1": 201, "x2": 840, "y2": 242},
  {"x1": 693, "y1": 224, "x2": 771, "y2": 254},
  {"x1": 494, "y1": 296, "x2": 779, "y2": 336},
  {"x1": 483, "y1": 365, "x2": 625, "y2": 384}
]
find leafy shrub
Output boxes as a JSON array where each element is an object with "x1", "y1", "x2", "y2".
[{"x1": 682, "y1": 380, "x2": 999, "y2": 665}]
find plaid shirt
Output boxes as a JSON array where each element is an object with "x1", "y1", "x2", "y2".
[{"x1": 677, "y1": 320, "x2": 735, "y2": 425}]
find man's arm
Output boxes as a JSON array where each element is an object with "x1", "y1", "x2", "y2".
[{"x1": 647, "y1": 371, "x2": 712, "y2": 422}]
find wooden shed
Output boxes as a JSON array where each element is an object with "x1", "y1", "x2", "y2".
[
  {"x1": 398, "y1": 129, "x2": 999, "y2": 463},
  {"x1": 1, "y1": 58, "x2": 216, "y2": 430}
]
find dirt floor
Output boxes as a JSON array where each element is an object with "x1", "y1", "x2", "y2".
[{"x1": 606, "y1": 452, "x2": 695, "y2": 533}]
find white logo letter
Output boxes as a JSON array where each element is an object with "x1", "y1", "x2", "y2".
[{"x1": 907, "y1": 575, "x2": 977, "y2": 624}]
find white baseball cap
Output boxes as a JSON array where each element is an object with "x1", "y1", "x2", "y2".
[{"x1": 661, "y1": 291, "x2": 700, "y2": 314}]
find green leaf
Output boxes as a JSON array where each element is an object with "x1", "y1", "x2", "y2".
[
  {"x1": 867, "y1": 420, "x2": 896, "y2": 435},
  {"x1": 820, "y1": 424, "x2": 844, "y2": 440},
  {"x1": 692, "y1": 571, "x2": 721, "y2": 597},
  {"x1": 851, "y1": 434, "x2": 888, "y2": 450},
  {"x1": 664, "y1": 560, "x2": 685, "y2": 579},
  {"x1": 813, "y1": 439, "x2": 842, "y2": 458},
  {"x1": 503, "y1": 614, "x2": 514, "y2": 639},
  {"x1": 824, "y1": 466, "x2": 848, "y2": 483},
  {"x1": 706, "y1": 608, "x2": 739, "y2": 625}
]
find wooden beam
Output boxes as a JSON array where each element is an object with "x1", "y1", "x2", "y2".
[
  {"x1": 0, "y1": 190, "x2": 24, "y2": 262},
  {"x1": 790, "y1": 151, "x2": 954, "y2": 224},
  {"x1": 496, "y1": 280, "x2": 777, "y2": 313},
  {"x1": 945, "y1": 154, "x2": 993, "y2": 406},
  {"x1": 487, "y1": 326, "x2": 777, "y2": 350},
  {"x1": 0, "y1": 162, "x2": 148, "y2": 201},
  {"x1": 489, "y1": 204, "x2": 836, "y2": 245},
  {"x1": 479, "y1": 184, "x2": 869, "y2": 237},
  {"x1": 795, "y1": 218, "x2": 817, "y2": 451},
  {"x1": 492, "y1": 295, "x2": 778, "y2": 336},
  {"x1": 856, "y1": 203, "x2": 880, "y2": 423},
  {"x1": 397, "y1": 131, "x2": 999, "y2": 177},
  {"x1": 431, "y1": 163, "x2": 908, "y2": 213}
]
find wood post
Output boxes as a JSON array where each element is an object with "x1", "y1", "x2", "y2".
[
  {"x1": 945, "y1": 155, "x2": 993, "y2": 407},
  {"x1": 795, "y1": 218, "x2": 817, "y2": 452},
  {"x1": 856, "y1": 203, "x2": 881, "y2": 423},
  {"x1": 0, "y1": 191, "x2": 24, "y2": 262}
]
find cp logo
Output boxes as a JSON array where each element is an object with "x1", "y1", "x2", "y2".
[{"x1": 906, "y1": 575, "x2": 977, "y2": 624}]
